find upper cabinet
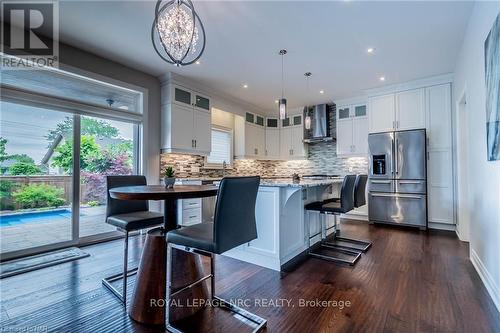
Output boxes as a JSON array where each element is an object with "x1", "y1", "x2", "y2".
[
  {"x1": 161, "y1": 83, "x2": 212, "y2": 155},
  {"x1": 368, "y1": 94, "x2": 395, "y2": 133},
  {"x1": 368, "y1": 88, "x2": 425, "y2": 133},
  {"x1": 265, "y1": 117, "x2": 280, "y2": 160},
  {"x1": 280, "y1": 114, "x2": 307, "y2": 160},
  {"x1": 336, "y1": 103, "x2": 368, "y2": 156},
  {"x1": 396, "y1": 89, "x2": 425, "y2": 130},
  {"x1": 234, "y1": 112, "x2": 266, "y2": 159}
]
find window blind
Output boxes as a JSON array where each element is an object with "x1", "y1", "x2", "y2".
[{"x1": 207, "y1": 128, "x2": 232, "y2": 165}]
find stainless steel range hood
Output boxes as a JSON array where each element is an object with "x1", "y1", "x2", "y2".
[{"x1": 303, "y1": 104, "x2": 334, "y2": 143}]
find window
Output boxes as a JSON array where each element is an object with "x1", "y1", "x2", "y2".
[{"x1": 206, "y1": 126, "x2": 233, "y2": 167}]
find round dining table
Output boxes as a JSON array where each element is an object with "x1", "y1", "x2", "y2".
[{"x1": 109, "y1": 184, "x2": 218, "y2": 326}]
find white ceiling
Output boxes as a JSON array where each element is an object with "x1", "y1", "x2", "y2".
[{"x1": 58, "y1": 0, "x2": 473, "y2": 114}]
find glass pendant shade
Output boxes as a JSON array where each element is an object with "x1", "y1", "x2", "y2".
[
  {"x1": 279, "y1": 98, "x2": 287, "y2": 120},
  {"x1": 305, "y1": 114, "x2": 312, "y2": 130}
]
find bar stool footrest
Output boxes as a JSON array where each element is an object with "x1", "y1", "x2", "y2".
[
  {"x1": 102, "y1": 267, "x2": 138, "y2": 302},
  {"x1": 323, "y1": 236, "x2": 372, "y2": 252},
  {"x1": 309, "y1": 244, "x2": 362, "y2": 266}
]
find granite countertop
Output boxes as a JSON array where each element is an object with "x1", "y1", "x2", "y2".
[
  {"x1": 259, "y1": 178, "x2": 344, "y2": 188},
  {"x1": 172, "y1": 177, "x2": 344, "y2": 188}
]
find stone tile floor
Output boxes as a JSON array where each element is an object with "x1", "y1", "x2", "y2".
[{"x1": 0, "y1": 206, "x2": 115, "y2": 254}]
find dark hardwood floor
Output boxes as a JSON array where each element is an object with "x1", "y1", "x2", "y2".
[{"x1": 1, "y1": 220, "x2": 499, "y2": 333}]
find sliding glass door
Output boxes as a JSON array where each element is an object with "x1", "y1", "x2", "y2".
[
  {"x1": 0, "y1": 102, "x2": 140, "y2": 259},
  {"x1": 78, "y1": 116, "x2": 138, "y2": 238},
  {"x1": 0, "y1": 102, "x2": 74, "y2": 255}
]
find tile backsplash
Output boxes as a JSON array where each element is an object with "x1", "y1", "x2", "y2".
[{"x1": 160, "y1": 145, "x2": 368, "y2": 179}]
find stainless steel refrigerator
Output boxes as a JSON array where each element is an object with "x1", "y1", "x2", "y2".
[{"x1": 368, "y1": 129, "x2": 427, "y2": 229}]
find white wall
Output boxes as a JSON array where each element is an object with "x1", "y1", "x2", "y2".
[{"x1": 453, "y1": 2, "x2": 500, "y2": 311}]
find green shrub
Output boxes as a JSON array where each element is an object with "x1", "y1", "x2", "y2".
[
  {"x1": 86, "y1": 200, "x2": 100, "y2": 207},
  {"x1": 8, "y1": 162, "x2": 41, "y2": 175},
  {"x1": 13, "y1": 184, "x2": 65, "y2": 209},
  {"x1": 0, "y1": 180, "x2": 17, "y2": 210}
]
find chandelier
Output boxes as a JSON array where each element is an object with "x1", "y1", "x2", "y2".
[{"x1": 151, "y1": 0, "x2": 206, "y2": 66}]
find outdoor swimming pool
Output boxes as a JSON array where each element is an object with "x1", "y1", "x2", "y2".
[{"x1": 0, "y1": 209, "x2": 72, "y2": 227}]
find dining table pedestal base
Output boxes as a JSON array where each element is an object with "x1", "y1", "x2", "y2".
[{"x1": 128, "y1": 228, "x2": 209, "y2": 326}]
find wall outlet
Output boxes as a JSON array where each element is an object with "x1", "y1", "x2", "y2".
[{"x1": 348, "y1": 166, "x2": 354, "y2": 172}]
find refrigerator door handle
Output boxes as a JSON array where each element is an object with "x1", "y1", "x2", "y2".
[
  {"x1": 370, "y1": 193, "x2": 394, "y2": 197},
  {"x1": 398, "y1": 180, "x2": 423, "y2": 184},
  {"x1": 371, "y1": 180, "x2": 392, "y2": 184},
  {"x1": 395, "y1": 138, "x2": 399, "y2": 175},
  {"x1": 391, "y1": 138, "x2": 394, "y2": 175}
]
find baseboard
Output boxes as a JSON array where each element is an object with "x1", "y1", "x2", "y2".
[
  {"x1": 470, "y1": 248, "x2": 500, "y2": 314},
  {"x1": 428, "y1": 222, "x2": 456, "y2": 231}
]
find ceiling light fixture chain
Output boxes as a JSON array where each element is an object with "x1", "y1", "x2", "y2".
[{"x1": 151, "y1": 0, "x2": 206, "y2": 66}]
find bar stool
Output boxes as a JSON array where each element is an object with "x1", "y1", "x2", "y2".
[
  {"x1": 305, "y1": 175, "x2": 362, "y2": 265},
  {"x1": 166, "y1": 176, "x2": 267, "y2": 333},
  {"x1": 102, "y1": 175, "x2": 163, "y2": 305}
]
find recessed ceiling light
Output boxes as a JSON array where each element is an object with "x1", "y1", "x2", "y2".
[
  {"x1": 275, "y1": 100, "x2": 279, "y2": 104},
  {"x1": 379, "y1": 76, "x2": 385, "y2": 81},
  {"x1": 243, "y1": 84, "x2": 248, "y2": 88},
  {"x1": 367, "y1": 47, "x2": 375, "y2": 54},
  {"x1": 195, "y1": 60, "x2": 201, "y2": 65},
  {"x1": 319, "y1": 90, "x2": 324, "y2": 94}
]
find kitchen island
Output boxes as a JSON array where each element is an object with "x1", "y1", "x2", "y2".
[{"x1": 222, "y1": 178, "x2": 344, "y2": 271}]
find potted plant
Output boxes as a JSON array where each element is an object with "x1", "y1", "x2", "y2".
[{"x1": 163, "y1": 166, "x2": 175, "y2": 188}]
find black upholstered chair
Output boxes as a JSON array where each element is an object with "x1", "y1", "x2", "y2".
[
  {"x1": 166, "y1": 176, "x2": 267, "y2": 332},
  {"x1": 305, "y1": 175, "x2": 362, "y2": 265},
  {"x1": 102, "y1": 175, "x2": 163, "y2": 304}
]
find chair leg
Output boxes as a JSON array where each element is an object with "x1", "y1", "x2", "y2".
[
  {"x1": 308, "y1": 213, "x2": 363, "y2": 266},
  {"x1": 102, "y1": 231, "x2": 138, "y2": 304},
  {"x1": 123, "y1": 231, "x2": 129, "y2": 305},
  {"x1": 210, "y1": 253, "x2": 215, "y2": 300},
  {"x1": 166, "y1": 243, "x2": 173, "y2": 329},
  {"x1": 323, "y1": 215, "x2": 372, "y2": 252},
  {"x1": 166, "y1": 245, "x2": 266, "y2": 333}
]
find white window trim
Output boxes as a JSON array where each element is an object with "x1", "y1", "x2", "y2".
[{"x1": 204, "y1": 125, "x2": 233, "y2": 169}]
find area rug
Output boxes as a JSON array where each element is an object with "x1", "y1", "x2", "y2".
[{"x1": 0, "y1": 247, "x2": 90, "y2": 279}]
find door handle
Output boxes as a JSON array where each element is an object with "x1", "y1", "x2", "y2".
[
  {"x1": 195, "y1": 139, "x2": 197, "y2": 148},
  {"x1": 371, "y1": 180, "x2": 391, "y2": 184}
]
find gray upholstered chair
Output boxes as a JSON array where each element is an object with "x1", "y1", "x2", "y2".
[
  {"x1": 102, "y1": 175, "x2": 163, "y2": 305},
  {"x1": 166, "y1": 176, "x2": 266, "y2": 332}
]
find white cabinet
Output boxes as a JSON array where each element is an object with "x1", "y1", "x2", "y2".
[
  {"x1": 425, "y1": 83, "x2": 454, "y2": 225},
  {"x1": 193, "y1": 109, "x2": 211, "y2": 153},
  {"x1": 336, "y1": 120, "x2": 353, "y2": 155},
  {"x1": 265, "y1": 128, "x2": 280, "y2": 159},
  {"x1": 352, "y1": 117, "x2": 368, "y2": 154},
  {"x1": 368, "y1": 94, "x2": 395, "y2": 133},
  {"x1": 336, "y1": 104, "x2": 368, "y2": 156},
  {"x1": 280, "y1": 114, "x2": 306, "y2": 160},
  {"x1": 247, "y1": 188, "x2": 280, "y2": 257},
  {"x1": 161, "y1": 83, "x2": 212, "y2": 155},
  {"x1": 368, "y1": 88, "x2": 425, "y2": 133},
  {"x1": 396, "y1": 89, "x2": 425, "y2": 130},
  {"x1": 234, "y1": 112, "x2": 266, "y2": 159}
]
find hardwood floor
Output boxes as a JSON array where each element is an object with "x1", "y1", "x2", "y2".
[{"x1": 1, "y1": 220, "x2": 499, "y2": 332}]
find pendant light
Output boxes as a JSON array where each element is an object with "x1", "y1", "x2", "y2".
[
  {"x1": 304, "y1": 72, "x2": 312, "y2": 130},
  {"x1": 278, "y1": 49, "x2": 287, "y2": 120}
]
